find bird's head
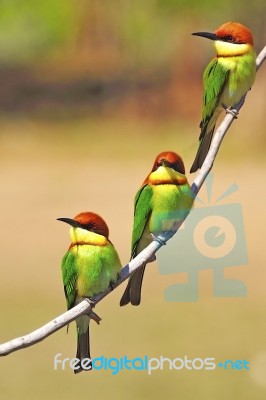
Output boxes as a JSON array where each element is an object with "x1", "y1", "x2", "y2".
[
  {"x1": 192, "y1": 22, "x2": 254, "y2": 56},
  {"x1": 152, "y1": 151, "x2": 185, "y2": 174},
  {"x1": 214, "y1": 22, "x2": 253, "y2": 46},
  {"x1": 57, "y1": 212, "x2": 109, "y2": 239}
]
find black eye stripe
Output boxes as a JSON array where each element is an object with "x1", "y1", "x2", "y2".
[
  {"x1": 84, "y1": 223, "x2": 94, "y2": 230},
  {"x1": 219, "y1": 35, "x2": 245, "y2": 44},
  {"x1": 221, "y1": 35, "x2": 234, "y2": 42}
]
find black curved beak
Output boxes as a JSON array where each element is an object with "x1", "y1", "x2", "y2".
[
  {"x1": 192, "y1": 32, "x2": 218, "y2": 41},
  {"x1": 57, "y1": 217, "x2": 82, "y2": 228}
]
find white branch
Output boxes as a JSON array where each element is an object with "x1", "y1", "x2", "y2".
[{"x1": 0, "y1": 46, "x2": 265, "y2": 357}]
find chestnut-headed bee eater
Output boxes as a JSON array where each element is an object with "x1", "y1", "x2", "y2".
[
  {"x1": 120, "y1": 151, "x2": 194, "y2": 306},
  {"x1": 190, "y1": 22, "x2": 256, "y2": 173},
  {"x1": 58, "y1": 212, "x2": 122, "y2": 373}
]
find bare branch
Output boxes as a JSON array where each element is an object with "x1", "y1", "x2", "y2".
[
  {"x1": 256, "y1": 45, "x2": 266, "y2": 68},
  {"x1": 0, "y1": 46, "x2": 265, "y2": 357}
]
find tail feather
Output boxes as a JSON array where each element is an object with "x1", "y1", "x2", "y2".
[
  {"x1": 120, "y1": 266, "x2": 146, "y2": 306},
  {"x1": 190, "y1": 126, "x2": 215, "y2": 173},
  {"x1": 74, "y1": 323, "x2": 92, "y2": 374}
]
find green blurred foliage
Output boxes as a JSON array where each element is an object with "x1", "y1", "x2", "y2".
[
  {"x1": 0, "y1": 0, "x2": 264, "y2": 121},
  {"x1": 0, "y1": 0, "x2": 264, "y2": 69},
  {"x1": 115, "y1": 0, "x2": 179, "y2": 68},
  {"x1": 156, "y1": 0, "x2": 265, "y2": 15},
  {"x1": 0, "y1": 0, "x2": 81, "y2": 65}
]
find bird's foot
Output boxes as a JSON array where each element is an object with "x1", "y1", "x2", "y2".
[
  {"x1": 146, "y1": 234, "x2": 167, "y2": 263},
  {"x1": 225, "y1": 107, "x2": 238, "y2": 119},
  {"x1": 84, "y1": 297, "x2": 95, "y2": 307},
  {"x1": 151, "y1": 233, "x2": 166, "y2": 247},
  {"x1": 109, "y1": 280, "x2": 117, "y2": 291},
  {"x1": 84, "y1": 297, "x2": 101, "y2": 325}
]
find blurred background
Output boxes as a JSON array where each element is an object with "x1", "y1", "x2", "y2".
[{"x1": 0, "y1": 1, "x2": 266, "y2": 399}]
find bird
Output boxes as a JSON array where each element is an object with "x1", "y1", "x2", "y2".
[
  {"x1": 120, "y1": 151, "x2": 194, "y2": 307},
  {"x1": 58, "y1": 212, "x2": 122, "y2": 373},
  {"x1": 190, "y1": 21, "x2": 256, "y2": 173}
]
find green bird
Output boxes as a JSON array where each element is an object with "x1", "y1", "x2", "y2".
[
  {"x1": 190, "y1": 21, "x2": 256, "y2": 173},
  {"x1": 120, "y1": 151, "x2": 194, "y2": 307},
  {"x1": 58, "y1": 212, "x2": 122, "y2": 373}
]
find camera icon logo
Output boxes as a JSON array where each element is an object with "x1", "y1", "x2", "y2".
[
  {"x1": 193, "y1": 214, "x2": 236, "y2": 260},
  {"x1": 157, "y1": 175, "x2": 248, "y2": 301}
]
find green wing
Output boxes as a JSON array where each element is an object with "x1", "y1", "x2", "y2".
[
  {"x1": 200, "y1": 59, "x2": 230, "y2": 139},
  {"x1": 131, "y1": 184, "x2": 153, "y2": 258},
  {"x1": 61, "y1": 251, "x2": 78, "y2": 310}
]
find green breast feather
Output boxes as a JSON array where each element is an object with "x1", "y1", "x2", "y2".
[
  {"x1": 151, "y1": 183, "x2": 194, "y2": 233},
  {"x1": 61, "y1": 244, "x2": 121, "y2": 309},
  {"x1": 202, "y1": 59, "x2": 230, "y2": 131},
  {"x1": 131, "y1": 182, "x2": 194, "y2": 257}
]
